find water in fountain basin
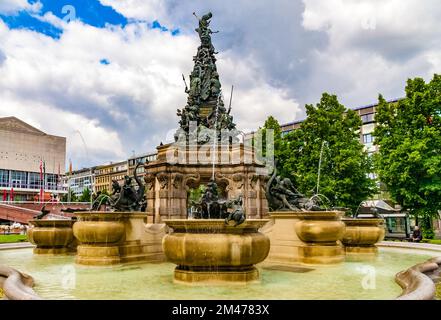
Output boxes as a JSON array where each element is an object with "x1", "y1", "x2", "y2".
[{"x1": 0, "y1": 247, "x2": 435, "y2": 300}]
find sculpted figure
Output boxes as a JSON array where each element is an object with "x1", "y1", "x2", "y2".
[{"x1": 110, "y1": 162, "x2": 146, "y2": 212}]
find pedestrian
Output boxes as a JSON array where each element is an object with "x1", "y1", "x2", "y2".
[{"x1": 411, "y1": 226, "x2": 423, "y2": 242}]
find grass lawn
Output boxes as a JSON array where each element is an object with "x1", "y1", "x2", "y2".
[
  {"x1": 0, "y1": 234, "x2": 28, "y2": 244},
  {"x1": 422, "y1": 239, "x2": 441, "y2": 245}
]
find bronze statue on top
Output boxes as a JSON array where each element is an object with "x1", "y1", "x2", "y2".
[{"x1": 175, "y1": 12, "x2": 239, "y2": 144}]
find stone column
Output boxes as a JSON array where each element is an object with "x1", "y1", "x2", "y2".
[
  {"x1": 156, "y1": 172, "x2": 170, "y2": 223},
  {"x1": 144, "y1": 173, "x2": 156, "y2": 224},
  {"x1": 258, "y1": 176, "x2": 269, "y2": 218},
  {"x1": 246, "y1": 174, "x2": 259, "y2": 219},
  {"x1": 170, "y1": 173, "x2": 186, "y2": 219}
]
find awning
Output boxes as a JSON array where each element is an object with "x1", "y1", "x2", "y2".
[{"x1": 360, "y1": 200, "x2": 400, "y2": 214}]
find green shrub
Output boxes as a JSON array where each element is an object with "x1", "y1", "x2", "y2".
[{"x1": 423, "y1": 229, "x2": 435, "y2": 239}]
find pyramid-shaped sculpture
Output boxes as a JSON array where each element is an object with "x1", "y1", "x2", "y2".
[{"x1": 175, "y1": 12, "x2": 239, "y2": 144}]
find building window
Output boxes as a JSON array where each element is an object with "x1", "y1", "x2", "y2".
[
  {"x1": 361, "y1": 113, "x2": 375, "y2": 124},
  {"x1": 10, "y1": 170, "x2": 27, "y2": 188},
  {"x1": 46, "y1": 174, "x2": 58, "y2": 190},
  {"x1": 363, "y1": 133, "x2": 373, "y2": 144},
  {"x1": 0, "y1": 169, "x2": 9, "y2": 188},
  {"x1": 29, "y1": 172, "x2": 42, "y2": 189}
]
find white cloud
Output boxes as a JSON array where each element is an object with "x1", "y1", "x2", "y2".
[
  {"x1": 300, "y1": 0, "x2": 441, "y2": 106},
  {"x1": 0, "y1": 92, "x2": 125, "y2": 171},
  {"x1": 99, "y1": 0, "x2": 169, "y2": 24},
  {"x1": 217, "y1": 52, "x2": 301, "y2": 131},
  {"x1": 0, "y1": 11, "x2": 300, "y2": 167},
  {"x1": 0, "y1": 0, "x2": 41, "y2": 14}
]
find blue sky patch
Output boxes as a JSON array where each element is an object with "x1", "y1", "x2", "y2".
[
  {"x1": 0, "y1": 10, "x2": 63, "y2": 39},
  {"x1": 1, "y1": 0, "x2": 180, "y2": 38},
  {"x1": 100, "y1": 58, "x2": 110, "y2": 65},
  {"x1": 151, "y1": 20, "x2": 180, "y2": 36}
]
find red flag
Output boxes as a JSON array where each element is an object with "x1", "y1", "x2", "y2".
[
  {"x1": 10, "y1": 188, "x2": 14, "y2": 201},
  {"x1": 40, "y1": 159, "x2": 43, "y2": 180}
]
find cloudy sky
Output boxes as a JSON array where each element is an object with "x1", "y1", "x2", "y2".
[{"x1": 0, "y1": 0, "x2": 440, "y2": 170}]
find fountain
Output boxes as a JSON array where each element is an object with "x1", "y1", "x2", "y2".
[
  {"x1": 3, "y1": 10, "x2": 439, "y2": 301},
  {"x1": 262, "y1": 163, "x2": 346, "y2": 265},
  {"x1": 27, "y1": 219, "x2": 75, "y2": 255},
  {"x1": 72, "y1": 163, "x2": 166, "y2": 265},
  {"x1": 342, "y1": 202, "x2": 386, "y2": 257},
  {"x1": 27, "y1": 204, "x2": 76, "y2": 255},
  {"x1": 155, "y1": 12, "x2": 270, "y2": 284}
]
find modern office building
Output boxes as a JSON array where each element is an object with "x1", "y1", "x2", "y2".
[
  {"x1": 0, "y1": 116, "x2": 67, "y2": 201},
  {"x1": 67, "y1": 167, "x2": 96, "y2": 198},
  {"x1": 244, "y1": 98, "x2": 402, "y2": 154},
  {"x1": 278, "y1": 98, "x2": 402, "y2": 153}
]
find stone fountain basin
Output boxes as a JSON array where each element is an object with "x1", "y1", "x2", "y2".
[
  {"x1": 163, "y1": 219, "x2": 270, "y2": 267},
  {"x1": 27, "y1": 220, "x2": 74, "y2": 249},
  {"x1": 293, "y1": 211, "x2": 346, "y2": 243},
  {"x1": 342, "y1": 218, "x2": 385, "y2": 246},
  {"x1": 73, "y1": 212, "x2": 128, "y2": 245}
]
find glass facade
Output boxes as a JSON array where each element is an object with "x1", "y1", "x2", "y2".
[
  {"x1": 0, "y1": 169, "x2": 9, "y2": 187},
  {"x1": 0, "y1": 170, "x2": 63, "y2": 191},
  {"x1": 70, "y1": 175, "x2": 93, "y2": 197},
  {"x1": 10, "y1": 170, "x2": 27, "y2": 188}
]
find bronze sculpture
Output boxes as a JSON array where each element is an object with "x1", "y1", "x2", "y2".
[
  {"x1": 110, "y1": 162, "x2": 146, "y2": 212},
  {"x1": 266, "y1": 165, "x2": 322, "y2": 212},
  {"x1": 190, "y1": 180, "x2": 246, "y2": 226},
  {"x1": 175, "y1": 12, "x2": 239, "y2": 144}
]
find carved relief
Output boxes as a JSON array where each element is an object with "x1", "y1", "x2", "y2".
[
  {"x1": 172, "y1": 173, "x2": 184, "y2": 189},
  {"x1": 144, "y1": 173, "x2": 156, "y2": 191},
  {"x1": 232, "y1": 173, "x2": 244, "y2": 190},
  {"x1": 183, "y1": 173, "x2": 201, "y2": 190},
  {"x1": 215, "y1": 172, "x2": 233, "y2": 192},
  {"x1": 157, "y1": 173, "x2": 169, "y2": 190},
  {"x1": 248, "y1": 174, "x2": 259, "y2": 190}
]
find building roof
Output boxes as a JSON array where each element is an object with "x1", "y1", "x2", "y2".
[
  {"x1": 0, "y1": 116, "x2": 46, "y2": 135},
  {"x1": 128, "y1": 151, "x2": 157, "y2": 161},
  {"x1": 280, "y1": 97, "x2": 404, "y2": 129},
  {"x1": 0, "y1": 116, "x2": 67, "y2": 141}
]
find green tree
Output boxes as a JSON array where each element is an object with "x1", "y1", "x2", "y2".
[
  {"x1": 373, "y1": 75, "x2": 441, "y2": 238},
  {"x1": 254, "y1": 116, "x2": 283, "y2": 163},
  {"x1": 285, "y1": 93, "x2": 376, "y2": 213},
  {"x1": 61, "y1": 189, "x2": 78, "y2": 202},
  {"x1": 79, "y1": 188, "x2": 92, "y2": 203}
]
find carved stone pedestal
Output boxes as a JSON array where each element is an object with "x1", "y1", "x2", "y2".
[
  {"x1": 144, "y1": 143, "x2": 269, "y2": 224},
  {"x1": 73, "y1": 212, "x2": 166, "y2": 266}
]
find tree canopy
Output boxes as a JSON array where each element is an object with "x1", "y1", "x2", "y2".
[
  {"x1": 79, "y1": 187, "x2": 92, "y2": 203},
  {"x1": 373, "y1": 75, "x2": 441, "y2": 232},
  {"x1": 265, "y1": 93, "x2": 376, "y2": 213}
]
